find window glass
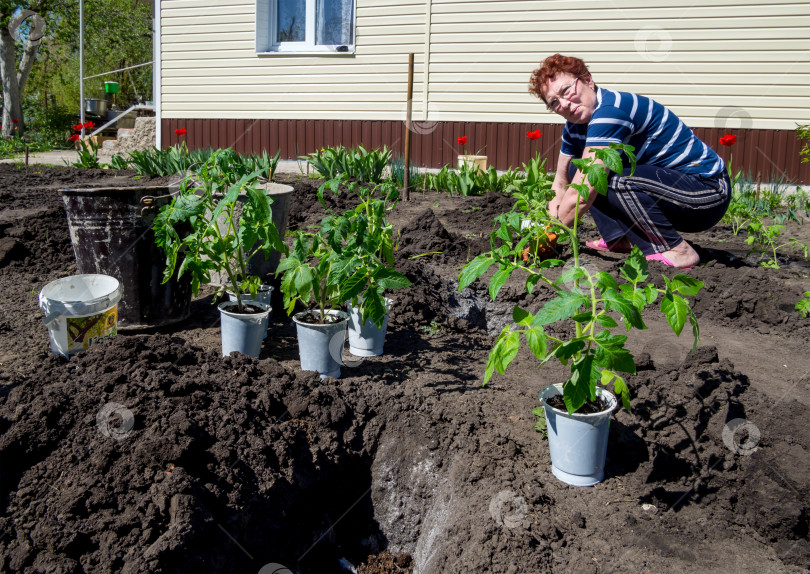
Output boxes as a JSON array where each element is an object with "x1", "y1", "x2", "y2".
[
  {"x1": 315, "y1": 0, "x2": 353, "y2": 45},
  {"x1": 277, "y1": 0, "x2": 305, "y2": 42}
]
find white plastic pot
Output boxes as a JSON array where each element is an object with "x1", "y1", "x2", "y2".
[
  {"x1": 228, "y1": 285, "x2": 273, "y2": 339},
  {"x1": 218, "y1": 301, "x2": 270, "y2": 358},
  {"x1": 293, "y1": 310, "x2": 349, "y2": 379},
  {"x1": 540, "y1": 384, "x2": 617, "y2": 487},
  {"x1": 346, "y1": 298, "x2": 392, "y2": 357}
]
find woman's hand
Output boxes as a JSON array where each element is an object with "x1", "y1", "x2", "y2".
[{"x1": 548, "y1": 195, "x2": 562, "y2": 220}]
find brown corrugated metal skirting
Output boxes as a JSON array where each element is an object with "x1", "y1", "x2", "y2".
[{"x1": 163, "y1": 119, "x2": 809, "y2": 184}]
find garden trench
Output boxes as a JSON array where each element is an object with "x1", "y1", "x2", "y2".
[{"x1": 1, "y1": 164, "x2": 809, "y2": 573}]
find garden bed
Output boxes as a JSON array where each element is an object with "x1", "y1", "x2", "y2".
[{"x1": 1, "y1": 163, "x2": 809, "y2": 573}]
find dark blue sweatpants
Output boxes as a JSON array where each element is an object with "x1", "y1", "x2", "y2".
[{"x1": 571, "y1": 164, "x2": 731, "y2": 255}]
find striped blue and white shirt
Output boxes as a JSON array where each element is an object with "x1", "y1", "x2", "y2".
[{"x1": 560, "y1": 88, "x2": 725, "y2": 178}]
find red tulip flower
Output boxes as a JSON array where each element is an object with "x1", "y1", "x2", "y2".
[
  {"x1": 719, "y1": 134, "x2": 738, "y2": 183},
  {"x1": 72, "y1": 124, "x2": 84, "y2": 132},
  {"x1": 83, "y1": 121, "x2": 95, "y2": 130},
  {"x1": 457, "y1": 136, "x2": 467, "y2": 146},
  {"x1": 527, "y1": 130, "x2": 542, "y2": 140},
  {"x1": 175, "y1": 128, "x2": 187, "y2": 136},
  {"x1": 69, "y1": 134, "x2": 80, "y2": 142}
]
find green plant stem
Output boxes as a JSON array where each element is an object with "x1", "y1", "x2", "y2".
[{"x1": 210, "y1": 203, "x2": 247, "y2": 311}]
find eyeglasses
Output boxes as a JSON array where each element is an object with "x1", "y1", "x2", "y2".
[{"x1": 546, "y1": 77, "x2": 579, "y2": 113}]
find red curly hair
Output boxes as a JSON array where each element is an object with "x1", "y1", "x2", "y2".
[{"x1": 529, "y1": 54, "x2": 594, "y2": 105}]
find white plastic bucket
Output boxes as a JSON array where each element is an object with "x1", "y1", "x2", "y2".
[{"x1": 39, "y1": 274, "x2": 122, "y2": 357}]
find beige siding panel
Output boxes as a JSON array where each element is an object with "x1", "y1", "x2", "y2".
[
  {"x1": 429, "y1": 0, "x2": 809, "y2": 11},
  {"x1": 424, "y1": 0, "x2": 810, "y2": 127},
  {"x1": 160, "y1": 0, "x2": 810, "y2": 129},
  {"x1": 161, "y1": 0, "x2": 426, "y2": 119},
  {"x1": 162, "y1": 82, "x2": 416, "y2": 94},
  {"x1": 162, "y1": 4, "x2": 254, "y2": 16},
  {"x1": 161, "y1": 14, "x2": 254, "y2": 26},
  {"x1": 428, "y1": 81, "x2": 807, "y2": 99},
  {"x1": 162, "y1": 63, "x2": 423, "y2": 75},
  {"x1": 163, "y1": 74, "x2": 424, "y2": 85}
]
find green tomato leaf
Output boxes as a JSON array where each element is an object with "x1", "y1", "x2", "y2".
[
  {"x1": 587, "y1": 165, "x2": 608, "y2": 195},
  {"x1": 555, "y1": 266, "x2": 585, "y2": 286},
  {"x1": 594, "y1": 271, "x2": 618, "y2": 292},
  {"x1": 571, "y1": 312, "x2": 593, "y2": 323},
  {"x1": 360, "y1": 290, "x2": 387, "y2": 328},
  {"x1": 458, "y1": 254, "x2": 496, "y2": 291},
  {"x1": 609, "y1": 372, "x2": 632, "y2": 410},
  {"x1": 483, "y1": 355, "x2": 496, "y2": 386},
  {"x1": 593, "y1": 331, "x2": 636, "y2": 374},
  {"x1": 661, "y1": 293, "x2": 689, "y2": 336},
  {"x1": 689, "y1": 308, "x2": 700, "y2": 353},
  {"x1": 328, "y1": 255, "x2": 362, "y2": 284},
  {"x1": 486, "y1": 328, "x2": 521, "y2": 382},
  {"x1": 293, "y1": 264, "x2": 314, "y2": 297},
  {"x1": 554, "y1": 339, "x2": 586, "y2": 363},
  {"x1": 495, "y1": 220, "x2": 512, "y2": 244},
  {"x1": 670, "y1": 274, "x2": 704, "y2": 297},
  {"x1": 595, "y1": 314, "x2": 618, "y2": 328},
  {"x1": 525, "y1": 327, "x2": 548, "y2": 361},
  {"x1": 372, "y1": 267, "x2": 412, "y2": 290},
  {"x1": 513, "y1": 306, "x2": 532, "y2": 326},
  {"x1": 602, "y1": 288, "x2": 645, "y2": 330},
  {"x1": 597, "y1": 147, "x2": 624, "y2": 174},
  {"x1": 489, "y1": 266, "x2": 513, "y2": 300},
  {"x1": 533, "y1": 291, "x2": 588, "y2": 326},
  {"x1": 526, "y1": 273, "x2": 542, "y2": 294},
  {"x1": 339, "y1": 269, "x2": 368, "y2": 303},
  {"x1": 620, "y1": 246, "x2": 648, "y2": 284},
  {"x1": 563, "y1": 355, "x2": 597, "y2": 413},
  {"x1": 644, "y1": 284, "x2": 659, "y2": 305}
]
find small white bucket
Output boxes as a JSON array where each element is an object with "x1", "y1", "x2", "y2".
[{"x1": 39, "y1": 274, "x2": 122, "y2": 357}]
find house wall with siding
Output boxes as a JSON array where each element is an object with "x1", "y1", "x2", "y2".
[
  {"x1": 161, "y1": 0, "x2": 810, "y2": 129},
  {"x1": 158, "y1": 0, "x2": 810, "y2": 180}
]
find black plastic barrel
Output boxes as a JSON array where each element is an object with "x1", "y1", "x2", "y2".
[{"x1": 60, "y1": 185, "x2": 192, "y2": 330}]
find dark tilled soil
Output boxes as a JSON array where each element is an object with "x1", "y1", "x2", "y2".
[{"x1": 1, "y1": 163, "x2": 809, "y2": 573}]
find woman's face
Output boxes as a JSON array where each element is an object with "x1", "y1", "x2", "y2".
[{"x1": 542, "y1": 73, "x2": 597, "y2": 124}]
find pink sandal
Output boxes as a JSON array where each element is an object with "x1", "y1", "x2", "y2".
[
  {"x1": 585, "y1": 237, "x2": 632, "y2": 253},
  {"x1": 646, "y1": 253, "x2": 692, "y2": 270}
]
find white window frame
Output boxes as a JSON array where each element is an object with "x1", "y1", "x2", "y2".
[{"x1": 256, "y1": 0, "x2": 356, "y2": 55}]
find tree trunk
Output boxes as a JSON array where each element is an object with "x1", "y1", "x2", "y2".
[
  {"x1": 0, "y1": 10, "x2": 46, "y2": 139},
  {"x1": 16, "y1": 11, "x2": 45, "y2": 97},
  {"x1": 0, "y1": 27, "x2": 23, "y2": 139}
]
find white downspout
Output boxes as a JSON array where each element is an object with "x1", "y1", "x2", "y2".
[{"x1": 154, "y1": 0, "x2": 162, "y2": 149}]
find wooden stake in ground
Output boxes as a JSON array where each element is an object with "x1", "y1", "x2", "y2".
[{"x1": 403, "y1": 53, "x2": 414, "y2": 201}]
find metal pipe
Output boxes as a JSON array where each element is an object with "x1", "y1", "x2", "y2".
[
  {"x1": 79, "y1": 0, "x2": 84, "y2": 137},
  {"x1": 83, "y1": 61, "x2": 153, "y2": 80},
  {"x1": 87, "y1": 104, "x2": 155, "y2": 137}
]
